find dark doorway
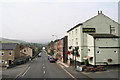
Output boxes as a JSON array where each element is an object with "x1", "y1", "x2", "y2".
[{"x1": 9, "y1": 60, "x2": 12, "y2": 66}]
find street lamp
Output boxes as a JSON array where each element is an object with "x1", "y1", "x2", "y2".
[
  {"x1": 52, "y1": 35, "x2": 58, "y2": 60},
  {"x1": 52, "y1": 35, "x2": 58, "y2": 40},
  {"x1": 52, "y1": 35, "x2": 58, "y2": 51}
]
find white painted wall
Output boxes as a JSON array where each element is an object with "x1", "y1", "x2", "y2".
[
  {"x1": 87, "y1": 34, "x2": 119, "y2": 65},
  {"x1": 87, "y1": 34, "x2": 95, "y2": 65},
  {"x1": 83, "y1": 13, "x2": 120, "y2": 36},
  {"x1": 95, "y1": 38, "x2": 119, "y2": 65},
  {"x1": 67, "y1": 13, "x2": 120, "y2": 64}
]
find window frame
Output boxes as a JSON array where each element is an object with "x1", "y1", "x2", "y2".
[
  {"x1": 1, "y1": 51, "x2": 4, "y2": 56},
  {"x1": 97, "y1": 51, "x2": 100, "y2": 54},
  {"x1": 9, "y1": 51, "x2": 12, "y2": 56}
]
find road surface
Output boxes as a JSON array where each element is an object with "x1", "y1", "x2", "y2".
[{"x1": 18, "y1": 50, "x2": 74, "y2": 79}]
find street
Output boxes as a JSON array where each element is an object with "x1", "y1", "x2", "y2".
[
  {"x1": 18, "y1": 50, "x2": 73, "y2": 79},
  {"x1": 2, "y1": 50, "x2": 119, "y2": 80}
]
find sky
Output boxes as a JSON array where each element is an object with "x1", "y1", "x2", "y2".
[{"x1": 0, "y1": 0, "x2": 119, "y2": 43}]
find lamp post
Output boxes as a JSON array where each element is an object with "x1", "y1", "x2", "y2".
[
  {"x1": 52, "y1": 35, "x2": 58, "y2": 40},
  {"x1": 75, "y1": 47, "x2": 79, "y2": 69},
  {"x1": 52, "y1": 35, "x2": 58, "y2": 60},
  {"x1": 74, "y1": 50, "x2": 77, "y2": 69}
]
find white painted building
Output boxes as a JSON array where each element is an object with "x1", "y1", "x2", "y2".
[
  {"x1": 67, "y1": 11, "x2": 120, "y2": 65},
  {"x1": 87, "y1": 34, "x2": 119, "y2": 65}
]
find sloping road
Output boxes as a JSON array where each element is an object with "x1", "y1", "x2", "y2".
[{"x1": 18, "y1": 50, "x2": 73, "y2": 79}]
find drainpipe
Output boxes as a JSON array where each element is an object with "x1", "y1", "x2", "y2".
[{"x1": 94, "y1": 38, "x2": 96, "y2": 66}]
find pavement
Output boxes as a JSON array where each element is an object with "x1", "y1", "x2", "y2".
[
  {"x1": 57, "y1": 60, "x2": 120, "y2": 79},
  {"x1": 2, "y1": 61, "x2": 31, "y2": 79},
  {"x1": 57, "y1": 61, "x2": 93, "y2": 79}
]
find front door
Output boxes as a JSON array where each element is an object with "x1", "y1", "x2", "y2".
[{"x1": 8, "y1": 60, "x2": 12, "y2": 66}]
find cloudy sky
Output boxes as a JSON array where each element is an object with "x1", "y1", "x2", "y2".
[{"x1": 0, "y1": 0, "x2": 119, "y2": 43}]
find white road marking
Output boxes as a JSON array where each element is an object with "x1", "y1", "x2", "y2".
[
  {"x1": 43, "y1": 67, "x2": 45, "y2": 69},
  {"x1": 43, "y1": 71, "x2": 46, "y2": 74},
  {"x1": 16, "y1": 72, "x2": 23, "y2": 78},
  {"x1": 22, "y1": 66, "x2": 31, "y2": 76},
  {"x1": 59, "y1": 64, "x2": 76, "y2": 79}
]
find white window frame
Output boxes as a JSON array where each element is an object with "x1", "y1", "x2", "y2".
[
  {"x1": 97, "y1": 51, "x2": 100, "y2": 54},
  {"x1": 9, "y1": 51, "x2": 12, "y2": 56},
  {"x1": 114, "y1": 50, "x2": 117, "y2": 53},
  {"x1": 1, "y1": 51, "x2": 4, "y2": 56},
  {"x1": 76, "y1": 29, "x2": 77, "y2": 34},
  {"x1": 0, "y1": 60, "x2": 4, "y2": 64},
  {"x1": 76, "y1": 38, "x2": 78, "y2": 45}
]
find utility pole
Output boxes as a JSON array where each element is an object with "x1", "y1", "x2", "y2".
[
  {"x1": 74, "y1": 47, "x2": 79, "y2": 69},
  {"x1": 74, "y1": 50, "x2": 77, "y2": 69},
  {"x1": 52, "y1": 35, "x2": 58, "y2": 60}
]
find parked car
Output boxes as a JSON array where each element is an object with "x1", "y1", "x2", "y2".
[
  {"x1": 48, "y1": 56, "x2": 56, "y2": 63},
  {"x1": 48, "y1": 55, "x2": 50, "y2": 60}
]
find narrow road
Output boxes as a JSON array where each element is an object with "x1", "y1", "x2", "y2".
[{"x1": 18, "y1": 50, "x2": 74, "y2": 79}]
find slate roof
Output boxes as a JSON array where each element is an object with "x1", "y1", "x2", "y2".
[
  {"x1": 67, "y1": 12, "x2": 120, "y2": 33},
  {"x1": 0, "y1": 43, "x2": 18, "y2": 50},
  {"x1": 89, "y1": 34, "x2": 119, "y2": 38},
  {"x1": 20, "y1": 46, "x2": 33, "y2": 50},
  {"x1": 67, "y1": 23, "x2": 83, "y2": 33}
]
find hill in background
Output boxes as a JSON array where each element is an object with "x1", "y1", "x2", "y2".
[
  {"x1": 0, "y1": 37, "x2": 27, "y2": 43},
  {"x1": 0, "y1": 37, "x2": 48, "y2": 48}
]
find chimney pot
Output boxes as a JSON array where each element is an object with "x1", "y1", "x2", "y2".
[{"x1": 98, "y1": 11, "x2": 99, "y2": 14}]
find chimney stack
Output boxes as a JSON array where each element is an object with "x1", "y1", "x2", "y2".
[{"x1": 98, "y1": 11, "x2": 100, "y2": 14}]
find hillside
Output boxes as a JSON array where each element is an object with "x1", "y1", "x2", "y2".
[
  {"x1": 0, "y1": 37, "x2": 27, "y2": 43},
  {"x1": 0, "y1": 37, "x2": 48, "y2": 48}
]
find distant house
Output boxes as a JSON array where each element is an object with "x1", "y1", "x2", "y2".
[
  {"x1": 63, "y1": 36, "x2": 68, "y2": 63},
  {"x1": 20, "y1": 46, "x2": 33, "y2": 58},
  {"x1": 0, "y1": 43, "x2": 20, "y2": 67},
  {"x1": 51, "y1": 36, "x2": 68, "y2": 63},
  {"x1": 57, "y1": 39, "x2": 64, "y2": 62}
]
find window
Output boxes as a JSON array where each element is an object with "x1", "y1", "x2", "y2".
[
  {"x1": 76, "y1": 29, "x2": 77, "y2": 34},
  {"x1": 97, "y1": 51, "x2": 100, "y2": 54},
  {"x1": 0, "y1": 60, "x2": 4, "y2": 64},
  {"x1": 114, "y1": 51, "x2": 117, "y2": 53},
  {"x1": 2, "y1": 60, "x2": 4, "y2": 63},
  {"x1": 111, "y1": 27, "x2": 115, "y2": 33},
  {"x1": 76, "y1": 38, "x2": 78, "y2": 45},
  {"x1": 72, "y1": 31, "x2": 73, "y2": 37},
  {"x1": 24, "y1": 50, "x2": 26, "y2": 52},
  {"x1": 69, "y1": 33, "x2": 71, "y2": 37},
  {"x1": 9, "y1": 51, "x2": 12, "y2": 56},
  {"x1": 88, "y1": 49, "x2": 90, "y2": 52},
  {"x1": 1, "y1": 51, "x2": 4, "y2": 56},
  {"x1": 76, "y1": 42, "x2": 78, "y2": 45},
  {"x1": 110, "y1": 25, "x2": 116, "y2": 34}
]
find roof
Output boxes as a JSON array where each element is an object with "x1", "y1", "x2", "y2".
[
  {"x1": 67, "y1": 23, "x2": 83, "y2": 33},
  {"x1": 89, "y1": 34, "x2": 119, "y2": 38},
  {"x1": 67, "y1": 11, "x2": 120, "y2": 33},
  {"x1": 0, "y1": 43, "x2": 18, "y2": 50},
  {"x1": 20, "y1": 46, "x2": 32, "y2": 50}
]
